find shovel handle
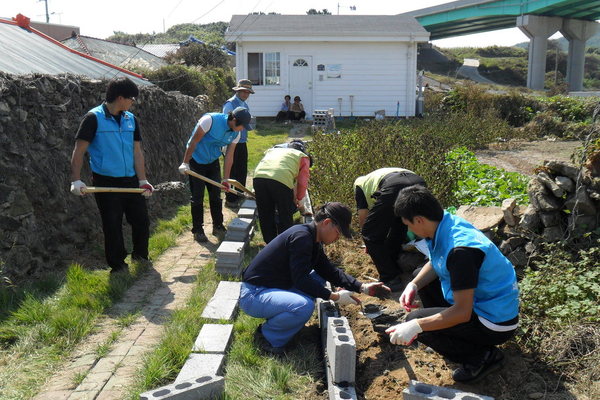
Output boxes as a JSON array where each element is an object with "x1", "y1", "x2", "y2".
[
  {"x1": 83, "y1": 187, "x2": 145, "y2": 194},
  {"x1": 226, "y1": 179, "x2": 256, "y2": 199},
  {"x1": 185, "y1": 170, "x2": 244, "y2": 197}
]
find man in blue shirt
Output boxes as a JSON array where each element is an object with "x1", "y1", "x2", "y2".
[
  {"x1": 70, "y1": 77, "x2": 153, "y2": 273},
  {"x1": 386, "y1": 185, "x2": 519, "y2": 383},
  {"x1": 223, "y1": 79, "x2": 254, "y2": 208}
]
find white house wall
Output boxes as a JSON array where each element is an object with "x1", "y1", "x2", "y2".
[{"x1": 236, "y1": 41, "x2": 417, "y2": 118}]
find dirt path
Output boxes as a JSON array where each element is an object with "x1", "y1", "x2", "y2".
[
  {"x1": 475, "y1": 140, "x2": 582, "y2": 176},
  {"x1": 33, "y1": 206, "x2": 237, "y2": 400}
]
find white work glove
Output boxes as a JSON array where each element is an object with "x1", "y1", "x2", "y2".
[
  {"x1": 139, "y1": 180, "x2": 154, "y2": 198},
  {"x1": 399, "y1": 282, "x2": 419, "y2": 312},
  {"x1": 360, "y1": 282, "x2": 390, "y2": 297},
  {"x1": 178, "y1": 162, "x2": 190, "y2": 175},
  {"x1": 70, "y1": 180, "x2": 87, "y2": 196},
  {"x1": 334, "y1": 290, "x2": 360, "y2": 306},
  {"x1": 386, "y1": 319, "x2": 423, "y2": 345}
]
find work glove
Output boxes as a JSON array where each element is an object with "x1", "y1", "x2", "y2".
[
  {"x1": 139, "y1": 180, "x2": 154, "y2": 198},
  {"x1": 70, "y1": 180, "x2": 87, "y2": 196},
  {"x1": 360, "y1": 282, "x2": 391, "y2": 297},
  {"x1": 334, "y1": 290, "x2": 360, "y2": 306},
  {"x1": 221, "y1": 180, "x2": 231, "y2": 192},
  {"x1": 399, "y1": 282, "x2": 419, "y2": 312},
  {"x1": 178, "y1": 162, "x2": 190, "y2": 175},
  {"x1": 386, "y1": 319, "x2": 422, "y2": 345}
]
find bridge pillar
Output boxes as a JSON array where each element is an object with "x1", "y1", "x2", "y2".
[
  {"x1": 561, "y1": 19, "x2": 600, "y2": 92},
  {"x1": 517, "y1": 15, "x2": 563, "y2": 90}
]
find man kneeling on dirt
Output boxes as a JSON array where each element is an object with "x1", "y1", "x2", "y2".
[
  {"x1": 386, "y1": 185, "x2": 519, "y2": 383},
  {"x1": 240, "y1": 202, "x2": 390, "y2": 354}
]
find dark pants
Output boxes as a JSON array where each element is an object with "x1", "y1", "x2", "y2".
[
  {"x1": 291, "y1": 111, "x2": 306, "y2": 121},
  {"x1": 92, "y1": 173, "x2": 149, "y2": 269},
  {"x1": 189, "y1": 158, "x2": 223, "y2": 233},
  {"x1": 226, "y1": 142, "x2": 248, "y2": 203},
  {"x1": 406, "y1": 268, "x2": 517, "y2": 365},
  {"x1": 362, "y1": 172, "x2": 426, "y2": 282},
  {"x1": 254, "y1": 178, "x2": 295, "y2": 243},
  {"x1": 276, "y1": 111, "x2": 292, "y2": 122}
]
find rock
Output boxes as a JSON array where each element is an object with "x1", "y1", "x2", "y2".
[
  {"x1": 554, "y1": 176, "x2": 575, "y2": 193},
  {"x1": 565, "y1": 188, "x2": 597, "y2": 216},
  {"x1": 456, "y1": 205, "x2": 504, "y2": 231},
  {"x1": 520, "y1": 205, "x2": 541, "y2": 233},
  {"x1": 589, "y1": 190, "x2": 600, "y2": 201},
  {"x1": 545, "y1": 160, "x2": 580, "y2": 181},
  {"x1": 542, "y1": 226, "x2": 563, "y2": 242},
  {"x1": 499, "y1": 236, "x2": 527, "y2": 254},
  {"x1": 567, "y1": 214, "x2": 598, "y2": 237},
  {"x1": 525, "y1": 242, "x2": 536, "y2": 254},
  {"x1": 528, "y1": 393, "x2": 544, "y2": 399},
  {"x1": 502, "y1": 224, "x2": 522, "y2": 237},
  {"x1": 539, "y1": 211, "x2": 561, "y2": 227},
  {"x1": 528, "y1": 178, "x2": 563, "y2": 212},
  {"x1": 502, "y1": 198, "x2": 518, "y2": 226},
  {"x1": 508, "y1": 248, "x2": 528, "y2": 267},
  {"x1": 537, "y1": 172, "x2": 565, "y2": 197}
]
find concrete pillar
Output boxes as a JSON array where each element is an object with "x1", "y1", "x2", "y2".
[
  {"x1": 517, "y1": 15, "x2": 563, "y2": 90},
  {"x1": 561, "y1": 19, "x2": 600, "y2": 92}
]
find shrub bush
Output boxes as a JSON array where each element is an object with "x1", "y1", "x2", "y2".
[{"x1": 165, "y1": 43, "x2": 229, "y2": 69}]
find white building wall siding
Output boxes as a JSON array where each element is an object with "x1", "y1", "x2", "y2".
[{"x1": 236, "y1": 41, "x2": 417, "y2": 118}]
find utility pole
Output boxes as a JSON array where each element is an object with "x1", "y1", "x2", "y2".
[
  {"x1": 38, "y1": 0, "x2": 50, "y2": 23},
  {"x1": 337, "y1": 3, "x2": 356, "y2": 15}
]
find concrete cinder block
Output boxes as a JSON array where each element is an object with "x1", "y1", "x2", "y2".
[
  {"x1": 215, "y1": 261, "x2": 244, "y2": 276},
  {"x1": 317, "y1": 298, "x2": 340, "y2": 330},
  {"x1": 240, "y1": 199, "x2": 257, "y2": 209},
  {"x1": 212, "y1": 281, "x2": 241, "y2": 300},
  {"x1": 175, "y1": 354, "x2": 225, "y2": 383},
  {"x1": 238, "y1": 207, "x2": 256, "y2": 219},
  {"x1": 325, "y1": 339, "x2": 358, "y2": 400},
  {"x1": 201, "y1": 298, "x2": 239, "y2": 320},
  {"x1": 326, "y1": 317, "x2": 356, "y2": 384},
  {"x1": 402, "y1": 380, "x2": 494, "y2": 400},
  {"x1": 227, "y1": 218, "x2": 253, "y2": 233},
  {"x1": 192, "y1": 324, "x2": 234, "y2": 353},
  {"x1": 139, "y1": 375, "x2": 224, "y2": 400}
]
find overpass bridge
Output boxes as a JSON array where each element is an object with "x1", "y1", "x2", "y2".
[{"x1": 407, "y1": 0, "x2": 600, "y2": 91}]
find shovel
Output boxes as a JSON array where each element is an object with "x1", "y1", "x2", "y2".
[
  {"x1": 226, "y1": 179, "x2": 256, "y2": 199},
  {"x1": 185, "y1": 170, "x2": 246, "y2": 197},
  {"x1": 82, "y1": 187, "x2": 146, "y2": 194}
]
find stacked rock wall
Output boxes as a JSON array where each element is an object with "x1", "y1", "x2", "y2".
[{"x1": 0, "y1": 73, "x2": 208, "y2": 278}]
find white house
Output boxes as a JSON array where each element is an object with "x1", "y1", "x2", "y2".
[{"x1": 225, "y1": 15, "x2": 430, "y2": 118}]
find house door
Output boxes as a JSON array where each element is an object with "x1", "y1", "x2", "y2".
[{"x1": 288, "y1": 56, "x2": 312, "y2": 118}]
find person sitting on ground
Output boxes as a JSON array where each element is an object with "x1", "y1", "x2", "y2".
[
  {"x1": 276, "y1": 95, "x2": 292, "y2": 122},
  {"x1": 386, "y1": 185, "x2": 520, "y2": 383},
  {"x1": 354, "y1": 168, "x2": 426, "y2": 290},
  {"x1": 253, "y1": 140, "x2": 312, "y2": 243},
  {"x1": 178, "y1": 107, "x2": 251, "y2": 243},
  {"x1": 289, "y1": 96, "x2": 306, "y2": 121},
  {"x1": 240, "y1": 202, "x2": 391, "y2": 354}
]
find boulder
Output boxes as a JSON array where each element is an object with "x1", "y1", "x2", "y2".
[
  {"x1": 520, "y1": 205, "x2": 541, "y2": 233},
  {"x1": 507, "y1": 248, "x2": 528, "y2": 267},
  {"x1": 501, "y1": 198, "x2": 518, "y2": 226},
  {"x1": 539, "y1": 211, "x2": 562, "y2": 227},
  {"x1": 542, "y1": 226, "x2": 563, "y2": 242},
  {"x1": 567, "y1": 214, "x2": 598, "y2": 237},
  {"x1": 499, "y1": 236, "x2": 528, "y2": 255},
  {"x1": 537, "y1": 172, "x2": 565, "y2": 198},
  {"x1": 565, "y1": 188, "x2": 597, "y2": 216},
  {"x1": 554, "y1": 176, "x2": 575, "y2": 193},
  {"x1": 528, "y1": 178, "x2": 563, "y2": 212},
  {"x1": 456, "y1": 205, "x2": 504, "y2": 232},
  {"x1": 544, "y1": 160, "x2": 580, "y2": 181}
]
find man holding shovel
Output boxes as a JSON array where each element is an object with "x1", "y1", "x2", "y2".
[
  {"x1": 70, "y1": 77, "x2": 153, "y2": 273},
  {"x1": 178, "y1": 107, "x2": 252, "y2": 242}
]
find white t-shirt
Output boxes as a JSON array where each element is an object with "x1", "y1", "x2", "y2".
[{"x1": 197, "y1": 115, "x2": 240, "y2": 144}]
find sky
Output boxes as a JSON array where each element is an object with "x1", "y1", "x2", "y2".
[{"x1": 2, "y1": 0, "x2": 564, "y2": 47}]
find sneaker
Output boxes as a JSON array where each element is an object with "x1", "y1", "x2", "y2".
[
  {"x1": 452, "y1": 347, "x2": 504, "y2": 383},
  {"x1": 110, "y1": 263, "x2": 129, "y2": 274},
  {"x1": 254, "y1": 324, "x2": 286, "y2": 355},
  {"x1": 213, "y1": 224, "x2": 227, "y2": 235},
  {"x1": 194, "y1": 231, "x2": 208, "y2": 242}
]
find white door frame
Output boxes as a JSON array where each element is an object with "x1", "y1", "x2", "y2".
[{"x1": 288, "y1": 55, "x2": 313, "y2": 118}]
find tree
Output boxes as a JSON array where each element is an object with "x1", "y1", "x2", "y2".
[
  {"x1": 165, "y1": 43, "x2": 228, "y2": 69},
  {"x1": 306, "y1": 8, "x2": 331, "y2": 15}
]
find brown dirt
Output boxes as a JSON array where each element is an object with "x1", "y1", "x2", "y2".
[
  {"x1": 474, "y1": 140, "x2": 583, "y2": 176},
  {"x1": 326, "y1": 236, "x2": 598, "y2": 400}
]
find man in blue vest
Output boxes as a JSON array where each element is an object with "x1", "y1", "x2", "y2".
[
  {"x1": 178, "y1": 107, "x2": 251, "y2": 242},
  {"x1": 386, "y1": 185, "x2": 519, "y2": 383},
  {"x1": 70, "y1": 77, "x2": 153, "y2": 273},
  {"x1": 223, "y1": 79, "x2": 254, "y2": 208}
]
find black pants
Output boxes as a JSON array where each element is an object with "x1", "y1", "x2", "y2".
[
  {"x1": 276, "y1": 111, "x2": 292, "y2": 122},
  {"x1": 189, "y1": 158, "x2": 223, "y2": 233},
  {"x1": 406, "y1": 269, "x2": 517, "y2": 365},
  {"x1": 291, "y1": 111, "x2": 306, "y2": 121},
  {"x1": 92, "y1": 173, "x2": 149, "y2": 269},
  {"x1": 362, "y1": 172, "x2": 426, "y2": 282},
  {"x1": 226, "y1": 142, "x2": 248, "y2": 203},
  {"x1": 254, "y1": 178, "x2": 295, "y2": 243}
]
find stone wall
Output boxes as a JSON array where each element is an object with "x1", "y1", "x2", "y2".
[{"x1": 0, "y1": 73, "x2": 208, "y2": 278}]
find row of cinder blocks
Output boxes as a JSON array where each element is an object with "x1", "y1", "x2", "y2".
[
  {"x1": 140, "y1": 281, "x2": 241, "y2": 399},
  {"x1": 403, "y1": 380, "x2": 494, "y2": 400},
  {"x1": 216, "y1": 199, "x2": 257, "y2": 276}
]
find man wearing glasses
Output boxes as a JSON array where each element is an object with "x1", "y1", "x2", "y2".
[
  {"x1": 240, "y1": 202, "x2": 390, "y2": 354},
  {"x1": 70, "y1": 77, "x2": 153, "y2": 273}
]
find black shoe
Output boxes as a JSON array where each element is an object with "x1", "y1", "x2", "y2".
[
  {"x1": 254, "y1": 324, "x2": 286, "y2": 355},
  {"x1": 213, "y1": 224, "x2": 227, "y2": 235},
  {"x1": 194, "y1": 231, "x2": 208, "y2": 242},
  {"x1": 383, "y1": 277, "x2": 405, "y2": 292},
  {"x1": 452, "y1": 347, "x2": 504, "y2": 383},
  {"x1": 132, "y1": 253, "x2": 150, "y2": 265},
  {"x1": 110, "y1": 263, "x2": 129, "y2": 274}
]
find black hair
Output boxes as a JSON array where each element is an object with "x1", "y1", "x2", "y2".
[
  {"x1": 394, "y1": 185, "x2": 444, "y2": 222},
  {"x1": 105, "y1": 77, "x2": 139, "y2": 102},
  {"x1": 288, "y1": 140, "x2": 313, "y2": 167},
  {"x1": 284, "y1": 95, "x2": 291, "y2": 100},
  {"x1": 227, "y1": 112, "x2": 244, "y2": 127}
]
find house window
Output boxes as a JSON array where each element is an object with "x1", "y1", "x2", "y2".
[
  {"x1": 293, "y1": 59, "x2": 308, "y2": 67},
  {"x1": 248, "y1": 52, "x2": 280, "y2": 86}
]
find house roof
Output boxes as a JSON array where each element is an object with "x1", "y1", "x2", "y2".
[
  {"x1": 62, "y1": 35, "x2": 167, "y2": 71},
  {"x1": 139, "y1": 43, "x2": 180, "y2": 58},
  {"x1": 0, "y1": 15, "x2": 150, "y2": 85},
  {"x1": 226, "y1": 14, "x2": 429, "y2": 41}
]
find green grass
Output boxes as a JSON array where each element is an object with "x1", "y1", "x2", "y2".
[{"x1": 248, "y1": 119, "x2": 296, "y2": 172}]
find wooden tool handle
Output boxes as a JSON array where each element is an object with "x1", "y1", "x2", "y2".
[
  {"x1": 226, "y1": 179, "x2": 256, "y2": 199},
  {"x1": 83, "y1": 187, "x2": 146, "y2": 194},
  {"x1": 185, "y1": 170, "x2": 244, "y2": 197}
]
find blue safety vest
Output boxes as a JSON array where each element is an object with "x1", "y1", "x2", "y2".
[
  {"x1": 189, "y1": 113, "x2": 238, "y2": 164},
  {"x1": 427, "y1": 212, "x2": 519, "y2": 323},
  {"x1": 223, "y1": 95, "x2": 248, "y2": 143},
  {"x1": 87, "y1": 104, "x2": 136, "y2": 177}
]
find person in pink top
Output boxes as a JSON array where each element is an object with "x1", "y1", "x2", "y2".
[{"x1": 253, "y1": 140, "x2": 312, "y2": 243}]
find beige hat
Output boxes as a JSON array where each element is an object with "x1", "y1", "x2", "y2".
[{"x1": 232, "y1": 79, "x2": 255, "y2": 94}]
